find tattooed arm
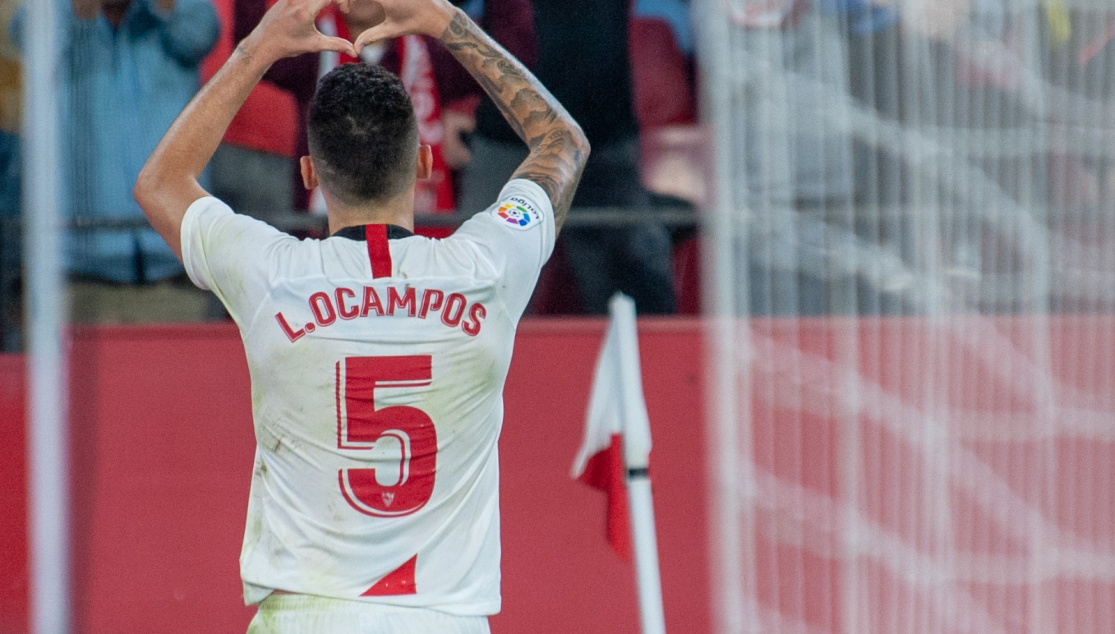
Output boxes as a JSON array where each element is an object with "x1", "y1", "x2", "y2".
[
  {"x1": 353, "y1": 1, "x2": 589, "y2": 232},
  {"x1": 439, "y1": 11, "x2": 589, "y2": 229}
]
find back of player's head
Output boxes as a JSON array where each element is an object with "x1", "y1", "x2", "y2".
[{"x1": 308, "y1": 63, "x2": 419, "y2": 206}]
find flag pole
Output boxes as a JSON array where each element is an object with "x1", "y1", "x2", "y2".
[
  {"x1": 627, "y1": 474, "x2": 666, "y2": 634},
  {"x1": 610, "y1": 295, "x2": 667, "y2": 634}
]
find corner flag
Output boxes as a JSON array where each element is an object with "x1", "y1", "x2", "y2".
[
  {"x1": 570, "y1": 298, "x2": 636, "y2": 560},
  {"x1": 571, "y1": 293, "x2": 666, "y2": 634}
]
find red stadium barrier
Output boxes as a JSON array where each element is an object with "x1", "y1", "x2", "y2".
[
  {"x1": 6, "y1": 317, "x2": 1111, "y2": 633},
  {"x1": 0, "y1": 355, "x2": 27, "y2": 634},
  {"x1": 0, "y1": 319, "x2": 710, "y2": 634}
]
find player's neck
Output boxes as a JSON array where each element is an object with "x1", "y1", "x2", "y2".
[{"x1": 326, "y1": 190, "x2": 416, "y2": 236}]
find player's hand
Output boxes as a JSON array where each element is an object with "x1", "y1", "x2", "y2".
[
  {"x1": 243, "y1": 0, "x2": 356, "y2": 64},
  {"x1": 352, "y1": 0, "x2": 457, "y2": 52}
]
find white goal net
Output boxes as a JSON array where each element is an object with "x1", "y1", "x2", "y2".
[{"x1": 699, "y1": 0, "x2": 1115, "y2": 632}]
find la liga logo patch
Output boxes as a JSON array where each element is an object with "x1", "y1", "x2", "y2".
[{"x1": 494, "y1": 197, "x2": 541, "y2": 231}]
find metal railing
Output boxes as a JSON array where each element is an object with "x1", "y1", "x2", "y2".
[{"x1": 0, "y1": 205, "x2": 700, "y2": 351}]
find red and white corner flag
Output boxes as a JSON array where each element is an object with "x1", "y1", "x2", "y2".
[{"x1": 571, "y1": 294, "x2": 666, "y2": 634}]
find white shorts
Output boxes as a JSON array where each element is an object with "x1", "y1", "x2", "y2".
[{"x1": 246, "y1": 595, "x2": 491, "y2": 634}]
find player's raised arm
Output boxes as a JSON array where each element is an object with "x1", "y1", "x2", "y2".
[
  {"x1": 353, "y1": 0, "x2": 589, "y2": 233},
  {"x1": 133, "y1": 0, "x2": 354, "y2": 259}
]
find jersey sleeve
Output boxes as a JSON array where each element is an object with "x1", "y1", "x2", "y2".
[
  {"x1": 451, "y1": 179, "x2": 556, "y2": 320},
  {"x1": 180, "y1": 196, "x2": 294, "y2": 326}
]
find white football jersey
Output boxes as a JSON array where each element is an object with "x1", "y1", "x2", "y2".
[{"x1": 181, "y1": 180, "x2": 555, "y2": 616}]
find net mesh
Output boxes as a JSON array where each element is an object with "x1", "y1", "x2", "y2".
[{"x1": 700, "y1": 1, "x2": 1115, "y2": 632}]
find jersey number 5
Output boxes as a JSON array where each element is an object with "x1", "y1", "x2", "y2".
[{"x1": 336, "y1": 356, "x2": 437, "y2": 517}]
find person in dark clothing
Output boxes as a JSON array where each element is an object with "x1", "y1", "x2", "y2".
[
  {"x1": 459, "y1": 0, "x2": 676, "y2": 315},
  {"x1": 232, "y1": 0, "x2": 536, "y2": 212}
]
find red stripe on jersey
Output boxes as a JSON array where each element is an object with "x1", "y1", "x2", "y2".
[
  {"x1": 362, "y1": 554, "x2": 418, "y2": 596},
  {"x1": 365, "y1": 225, "x2": 392, "y2": 279}
]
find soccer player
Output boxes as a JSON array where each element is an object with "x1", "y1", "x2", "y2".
[{"x1": 132, "y1": 0, "x2": 589, "y2": 630}]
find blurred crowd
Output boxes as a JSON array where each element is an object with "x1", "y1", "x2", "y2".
[
  {"x1": 0, "y1": 0, "x2": 698, "y2": 349},
  {"x1": 729, "y1": 0, "x2": 1115, "y2": 317},
  {"x1": 2, "y1": 0, "x2": 1115, "y2": 347}
]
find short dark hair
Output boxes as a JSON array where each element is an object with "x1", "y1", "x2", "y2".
[{"x1": 307, "y1": 63, "x2": 418, "y2": 205}]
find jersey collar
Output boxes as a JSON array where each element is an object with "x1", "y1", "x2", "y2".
[{"x1": 330, "y1": 224, "x2": 415, "y2": 241}]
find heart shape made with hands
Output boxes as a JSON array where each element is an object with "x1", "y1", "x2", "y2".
[
  {"x1": 256, "y1": 0, "x2": 454, "y2": 59},
  {"x1": 342, "y1": 0, "x2": 388, "y2": 34},
  {"x1": 350, "y1": 0, "x2": 458, "y2": 54},
  {"x1": 247, "y1": 0, "x2": 359, "y2": 58}
]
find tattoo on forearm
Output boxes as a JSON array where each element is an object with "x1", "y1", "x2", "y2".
[{"x1": 441, "y1": 11, "x2": 588, "y2": 229}]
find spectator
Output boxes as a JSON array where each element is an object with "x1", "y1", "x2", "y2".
[
  {"x1": 0, "y1": 0, "x2": 19, "y2": 226},
  {"x1": 0, "y1": 0, "x2": 21, "y2": 349},
  {"x1": 1048, "y1": 7, "x2": 1115, "y2": 211},
  {"x1": 0, "y1": 0, "x2": 17, "y2": 217},
  {"x1": 0, "y1": 9, "x2": 19, "y2": 190},
  {"x1": 420, "y1": 0, "x2": 537, "y2": 203},
  {"x1": 735, "y1": 0, "x2": 857, "y2": 316},
  {"x1": 827, "y1": 0, "x2": 913, "y2": 316},
  {"x1": 314, "y1": 1, "x2": 456, "y2": 216},
  {"x1": 232, "y1": 0, "x2": 533, "y2": 220},
  {"x1": 11, "y1": 0, "x2": 219, "y2": 323},
  {"x1": 204, "y1": 0, "x2": 300, "y2": 229},
  {"x1": 629, "y1": 0, "x2": 700, "y2": 313},
  {"x1": 458, "y1": 0, "x2": 678, "y2": 315},
  {"x1": 824, "y1": 0, "x2": 902, "y2": 207}
]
